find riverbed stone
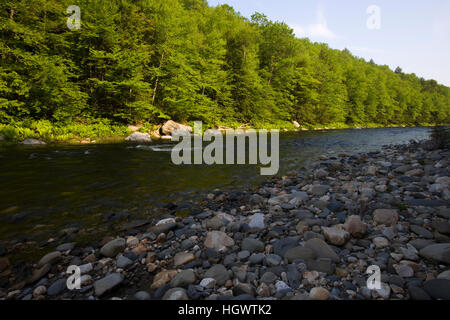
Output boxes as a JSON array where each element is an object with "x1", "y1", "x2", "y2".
[
  {"x1": 21, "y1": 138, "x2": 46, "y2": 145},
  {"x1": 204, "y1": 231, "x2": 234, "y2": 252},
  {"x1": 204, "y1": 264, "x2": 229, "y2": 286},
  {"x1": 322, "y1": 226, "x2": 350, "y2": 246},
  {"x1": 47, "y1": 278, "x2": 67, "y2": 296},
  {"x1": 410, "y1": 225, "x2": 434, "y2": 239},
  {"x1": 309, "y1": 287, "x2": 329, "y2": 300},
  {"x1": 94, "y1": 273, "x2": 124, "y2": 296},
  {"x1": 241, "y1": 238, "x2": 264, "y2": 253},
  {"x1": 161, "y1": 120, "x2": 192, "y2": 136},
  {"x1": 173, "y1": 252, "x2": 195, "y2": 267},
  {"x1": 162, "y1": 288, "x2": 188, "y2": 300},
  {"x1": 284, "y1": 246, "x2": 315, "y2": 262},
  {"x1": 273, "y1": 238, "x2": 298, "y2": 257},
  {"x1": 116, "y1": 255, "x2": 133, "y2": 268},
  {"x1": 100, "y1": 238, "x2": 126, "y2": 257},
  {"x1": 419, "y1": 243, "x2": 450, "y2": 264},
  {"x1": 395, "y1": 264, "x2": 414, "y2": 278},
  {"x1": 343, "y1": 215, "x2": 366, "y2": 238},
  {"x1": 170, "y1": 269, "x2": 196, "y2": 287},
  {"x1": 38, "y1": 251, "x2": 61, "y2": 267},
  {"x1": 125, "y1": 132, "x2": 152, "y2": 143},
  {"x1": 304, "y1": 238, "x2": 340, "y2": 263},
  {"x1": 248, "y1": 213, "x2": 265, "y2": 229},
  {"x1": 423, "y1": 279, "x2": 450, "y2": 300},
  {"x1": 151, "y1": 270, "x2": 178, "y2": 289},
  {"x1": 373, "y1": 237, "x2": 389, "y2": 248},
  {"x1": 134, "y1": 291, "x2": 150, "y2": 300},
  {"x1": 373, "y1": 209, "x2": 399, "y2": 226},
  {"x1": 311, "y1": 185, "x2": 330, "y2": 196}
]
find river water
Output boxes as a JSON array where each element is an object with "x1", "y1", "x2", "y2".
[{"x1": 0, "y1": 127, "x2": 431, "y2": 250}]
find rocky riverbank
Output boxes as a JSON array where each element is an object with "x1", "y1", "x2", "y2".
[{"x1": 1, "y1": 140, "x2": 449, "y2": 300}]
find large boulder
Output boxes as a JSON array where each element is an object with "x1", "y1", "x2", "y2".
[
  {"x1": 21, "y1": 138, "x2": 46, "y2": 145},
  {"x1": 125, "y1": 132, "x2": 152, "y2": 143},
  {"x1": 161, "y1": 120, "x2": 192, "y2": 136}
]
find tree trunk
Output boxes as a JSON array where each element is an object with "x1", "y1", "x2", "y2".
[{"x1": 152, "y1": 52, "x2": 165, "y2": 105}]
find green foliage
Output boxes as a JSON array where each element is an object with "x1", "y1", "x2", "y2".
[{"x1": 0, "y1": 0, "x2": 449, "y2": 133}]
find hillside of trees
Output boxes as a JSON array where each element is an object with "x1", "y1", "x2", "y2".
[{"x1": 1, "y1": 0, "x2": 449, "y2": 134}]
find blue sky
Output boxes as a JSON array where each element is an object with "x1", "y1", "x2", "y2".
[{"x1": 208, "y1": 0, "x2": 450, "y2": 86}]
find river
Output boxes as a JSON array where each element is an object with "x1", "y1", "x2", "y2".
[{"x1": 0, "y1": 127, "x2": 431, "y2": 255}]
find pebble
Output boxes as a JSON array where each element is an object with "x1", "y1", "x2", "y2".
[
  {"x1": 94, "y1": 273, "x2": 124, "y2": 296},
  {"x1": 309, "y1": 287, "x2": 329, "y2": 300}
]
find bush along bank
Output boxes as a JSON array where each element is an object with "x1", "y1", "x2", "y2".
[
  {"x1": 1, "y1": 139, "x2": 449, "y2": 300},
  {"x1": 1, "y1": 120, "x2": 447, "y2": 146}
]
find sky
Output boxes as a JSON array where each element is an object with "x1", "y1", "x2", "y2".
[{"x1": 208, "y1": 0, "x2": 450, "y2": 87}]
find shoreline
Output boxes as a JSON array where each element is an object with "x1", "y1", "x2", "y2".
[
  {"x1": 1, "y1": 139, "x2": 449, "y2": 300},
  {"x1": 0, "y1": 122, "x2": 446, "y2": 146}
]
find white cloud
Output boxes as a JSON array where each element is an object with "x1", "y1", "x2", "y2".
[{"x1": 291, "y1": 7, "x2": 338, "y2": 40}]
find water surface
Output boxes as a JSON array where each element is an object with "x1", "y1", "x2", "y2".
[{"x1": 0, "y1": 127, "x2": 431, "y2": 247}]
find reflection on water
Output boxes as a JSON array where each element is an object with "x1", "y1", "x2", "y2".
[{"x1": 0, "y1": 127, "x2": 430, "y2": 245}]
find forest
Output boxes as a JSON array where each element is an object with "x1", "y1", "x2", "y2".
[{"x1": 1, "y1": 0, "x2": 449, "y2": 141}]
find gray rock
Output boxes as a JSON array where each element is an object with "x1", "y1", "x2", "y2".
[
  {"x1": 423, "y1": 279, "x2": 450, "y2": 300},
  {"x1": 409, "y1": 239, "x2": 435, "y2": 250},
  {"x1": 47, "y1": 278, "x2": 67, "y2": 296},
  {"x1": 38, "y1": 251, "x2": 62, "y2": 267},
  {"x1": 55, "y1": 243, "x2": 75, "y2": 252},
  {"x1": 419, "y1": 243, "x2": 450, "y2": 264},
  {"x1": 162, "y1": 288, "x2": 188, "y2": 300},
  {"x1": 170, "y1": 269, "x2": 196, "y2": 287},
  {"x1": 408, "y1": 285, "x2": 431, "y2": 300},
  {"x1": 311, "y1": 185, "x2": 330, "y2": 196},
  {"x1": 206, "y1": 216, "x2": 225, "y2": 230},
  {"x1": 241, "y1": 238, "x2": 264, "y2": 253},
  {"x1": 134, "y1": 291, "x2": 150, "y2": 300},
  {"x1": 161, "y1": 120, "x2": 192, "y2": 136},
  {"x1": 116, "y1": 255, "x2": 133, "y2": 268},
  {"x1": 94, "y1": 273, "x2": 124, "y2": 296},
  {"x1": 204, "y1": 264, "x2": 229, "y2": 286},
  {"x1": 410, "y1": 225, "x2": 433, "y2": 239},
  {"x1": 100, "y1": 238, "x2": 126, "y2": 257},
  {"x1": 248, "y1": 213, "x2": 265, "y2": 229},
  {"x1": 125, "y1": 132, "x2": 152, "y2": 143},
  {"x1": 21, "y1": 138, "x2": 46, "y2": 145},
  {"x1": 266, "y1": 254, "x2": 282, "y2": 267},
  {"x1": 432, "y1": 221, "x2": 450, "y2": 235},
  {"x1": 249, "y1": 253, "x2": 264, "y2": 265},
  {"x1": 307, "y1": 258, "x2": 335, "y2": 275},
  {"x1": 273, "y1": 238, "x2": 298, "y2": 257},
  {"x1": 305, "y1": 238, "x2": 340, "y2": 263},
  {"x1": 149, "y1": 222, "x2": 177, "y2": 235},
  {"x1": 284, "y1": 246, "x2": 316, "y2": 263},
  {"x1": 260, "y1": 271, "x2": 278, "y2": 284},
  {"x1": 237, "y1": 250, "x2": 250, "y2": 260}
]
